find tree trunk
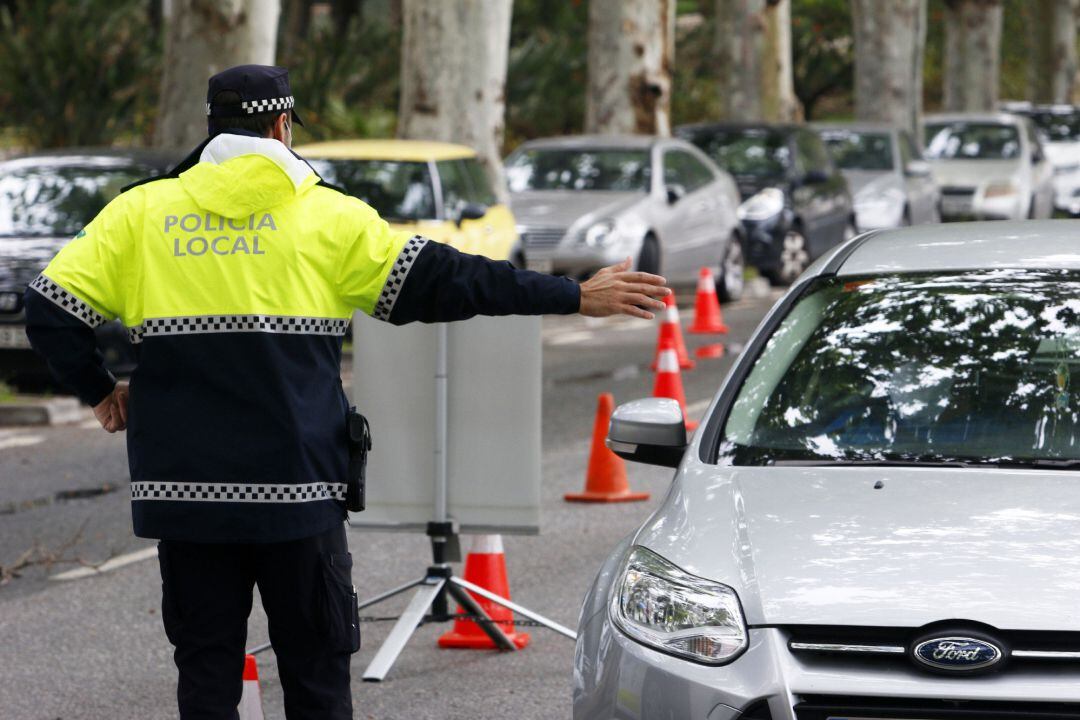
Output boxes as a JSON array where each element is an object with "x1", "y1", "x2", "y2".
[
  {"x1": 714, "y1": 0, "x2": 799, "y2": 122},
  {"x1": 1028, "y1": 0, "x2": 1077, "y2": 104},
  {"x1": 584, "y1": 0, "x2": 676, "y2": 135},
  {"x1": 397, "y1": 0, "x2": 512, "y2": 199},
  {"x1": 851, "y1": 0, "x2": 926, "y2": 137},
  {"x1": 942, "y1": 0, "x2": 1003, "y2": 112},
  {"x1": 155, "y1": 0, "x2": 281, "y2": 149}
]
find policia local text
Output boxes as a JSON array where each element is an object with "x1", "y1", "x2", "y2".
[{"x1": 166, "y1": 211, "x2": 275, "y2": 256}]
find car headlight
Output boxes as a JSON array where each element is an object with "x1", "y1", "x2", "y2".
[
  {"x1": 983, "y1": 181, "x2": 1017, "y2": 199},
  {"x1": 577, "y1": 220, "x2": 616, "y2": 248},
  {"x1": 611, "y1": 546, "x2": 747, "y2": 665},
  {"x1": 736, "y1": 187, "x2": 785, "y2": 222}
]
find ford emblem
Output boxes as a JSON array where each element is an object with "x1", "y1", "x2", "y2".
[{"x1": 912, "y1": 635, "x2": 1004, "y2": 673}]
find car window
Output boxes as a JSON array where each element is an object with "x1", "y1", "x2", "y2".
[
  {"x1": 460, "y1": 158, "x2": 497, "y2": 206},
  {"x1": 663, "y1": 149, "x2": 714, "y2": 192},
  {"x1": 435, "y1": 159, "x2": 473, "y2": 217},
  {"x1": 309, "y1": 159, "x2": 435, "y2": 221},
  {"x1": 504, "y1": 148, "x2": 651, "y2": 192},
  {"x1": 720, "y1": 270, "x2": 1080, "y2": 467},
  {"x1": 795, "y1": 131, "x2": 833, "y2": 174},
  {"x1": 924, "y1": 123, "x2": 1021, "y2": 160},
  {"x1": 680, "y1": 128, "x2": 790, "y2": 179},
  {"x1": 0, "y1": 164, "x2": 147, "y2": 237},
  {"x1": 819, "y1": 130, "x2": 895, "y2": 171},
  {"x1": 1027, "y1": 110, "x2": 1080, "y2": 142}
]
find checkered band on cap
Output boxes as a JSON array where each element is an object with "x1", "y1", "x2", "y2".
[
  {"x1": 29, "y1": 275, "x2": 107, "y2": 328},
  {"x1": 206, "y1": 95, "x2": 294, "y2": 116},
  {"x1": 131, "y1": 480, "x2": 347, "y2": 503},
  {"x1": 127, "y1": 314, "x2": 350, "y2": 344},
  {"x1": 373, "y1": 236, "x2": 429, "y2": 321}
]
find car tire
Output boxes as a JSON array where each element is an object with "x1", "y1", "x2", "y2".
[
  {"x1": 717, "y1": 233, "x2": 745, "y2": 302},
  {"x1": 637, "y1": 234, "x2": 660, "y2": 275},
  {"x1": 901, "y1": 207, "x2": 912, "y2": 226},
  {"x1": 775, "y1": 227, "x2": 810, "y2": 285},
  {"x1": 1029, "y1": 196, "x2": 1037, "y2": 220}
]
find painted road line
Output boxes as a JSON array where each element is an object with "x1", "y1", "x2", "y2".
[
  {"x1": 50, "y1": 545, "x2": 158, "y2": 581},
  {"x1": 78, "y1": 418, "x2": 102, "y2": 430},
  {"x1": 548, "y1": 330, "x2": 595, "y2": 346},
  {"x1": 0, "y1": 434, "x2": 45, "y2": 451}
]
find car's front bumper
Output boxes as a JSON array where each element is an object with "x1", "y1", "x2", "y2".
[
  {"x1": 524, "y1": 238, "x2": 644, "y2": 279},
  {"x1": 739, "y1": 212, "x2": 791, "y2": 277},
  {"x1": 1053, "y1": 168, "x2": 1080, "y2": 215},
  {"x1": 576, "y1": 611, "x2": 1080, "y2": 720}
]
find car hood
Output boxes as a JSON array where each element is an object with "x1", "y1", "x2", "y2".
[
  {"x1": 508, "y1": 190, "x2": 645, "y2": 230},
  {"x1": 0, "y1": 235, "x2": 69, "y2": 290},
  {"x1": 1045, "y1": 141, "x2": 1080, "y2": 168},
  {"x1": 636, "y1": 466, "x2": 1080, "y2": 631},
  {"x1": 927, "y1": 159, "x2": 1020, "y2": 188},
  {"x1": 843, "y1": 170, "x2": 901, "y2": 199}
]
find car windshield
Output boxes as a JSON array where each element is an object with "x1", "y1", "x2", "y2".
[
  {"x1": 0, "y1": 164, "x2": 145, "y2": 237},
  {"x1": 924, "y1": 123, "x2": 1021, "y2": 160},
  {"x1": 309, "y1": 159, "x2": 436, "y2": 221},
  {"x1": 820, "y1": 130, "x2": 894, "y2": 171},
  {"x1": 682, "y1": 128, "x2": 790, "y2": 178},
  {"x1": 721, "y1": 270, "x2": 1080, "y2": 467},
  {"x1": 505, "y1": 148, "x2": 650, "y2": 192},
  {"x1": 1027, "y1": 111, "x2": 1080, "y2": 142}
]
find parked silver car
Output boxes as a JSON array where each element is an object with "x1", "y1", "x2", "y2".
[
  {"x1": 1002, "y1": 102, "x2": 1080, "y2": 215},
  {"x1": 923, "y1": 113, "x2": 1054, "y2": 221},
  {"x1": 505, "y1": 135, "x2": 745, "y2": 298},
  {"x1": 575, "y1": 220, "x2": 1080, "y2": 719},
  {"x1": 815, "y1": 122, "x2": 940, "y2": 230}
]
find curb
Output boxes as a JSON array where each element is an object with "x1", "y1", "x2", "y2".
[{"x1": 0, "y1": 396, "x2": 84, "y2": 427}]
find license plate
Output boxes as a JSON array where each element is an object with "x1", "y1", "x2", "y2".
[
  {"x1": 0, "y1": 325, "x2": 31, "y2": 349},
  {"x1": 526, "y1": 257, "x2": 554, "y2": 274}
]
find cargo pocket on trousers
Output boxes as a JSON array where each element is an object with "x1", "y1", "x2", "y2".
[
  {"x1": 157, "y1": 543, "x2": 184, "y2": 647},
  {"x1": 321, "y1": 552, "x2": 361, "y2": 654}
]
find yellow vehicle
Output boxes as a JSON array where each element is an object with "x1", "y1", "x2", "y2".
[{"x1": 296, "y1": 139, "x2": 517, "y2": 261}]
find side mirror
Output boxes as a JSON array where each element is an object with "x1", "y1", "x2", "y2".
[
  {"x1": 456, "y1": 202, "x2": 487, "y2": 227},
  {"x1": 665, "y1": 183, "x2": 687, "y2": 204},
  {"x1": 904, "y1": 160, "x2": 931, "y2": 177},
  {"x1": 802, "y1": 169, "x2": 829, "y2": 185},
  {"x1": 606, "y1": 398, "x2": 688, "y2": 468}
]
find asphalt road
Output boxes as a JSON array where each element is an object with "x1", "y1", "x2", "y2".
[{"x1": 0, "y1": 287, "x2": 779, "y2": 720}]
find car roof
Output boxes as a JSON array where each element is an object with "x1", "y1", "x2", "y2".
[
  {"x1": 923, "y1": 112, "x2": 1024, "y2": 126},
  {"x1": 295, "y1": 139, "x2": 476, "y2": 162},
  {"x1": 0, "y1": 147, "x2": 180, "y2": 171},
  {"x1": 828, "y1": 221, "x2": 1080, "y2": 276},
  {"x1": 513, "y1": 134, "x2": 658, "y2": 151},
  {"x1": 812, "y1": 121, "x2": 898, "y2": 134}
]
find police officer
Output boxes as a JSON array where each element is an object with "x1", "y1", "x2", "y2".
[{"x1": 24, "y1": 65, "x2": 669, "y2": 719}]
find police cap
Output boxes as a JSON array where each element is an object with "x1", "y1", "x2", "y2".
[{"x1": 206, "y1": 64, "x2": 305, "y2": 130}]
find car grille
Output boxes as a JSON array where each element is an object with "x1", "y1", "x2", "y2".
[
  {"x1": 940, "y1": 185, "x2": 976, "y2": 197},
  {"x1": 786, "y1": 625, "x2": 1080, "y2": 672},
  {"x1": 520, "y1": 227, "x2": 566, "y2": 249},
  {"x1": 794, "y1": 695, "x2": 1080, "y2": 720},
  {"x1": 0, "y1": 290, "x2": 22, "y2": 315}
]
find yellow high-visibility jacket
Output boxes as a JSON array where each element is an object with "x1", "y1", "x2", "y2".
[{"x1": 25, "y1": 132, "x2": 579, "y2": 543}]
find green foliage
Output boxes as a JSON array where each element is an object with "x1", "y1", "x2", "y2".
[
  {"x1": 671, "y1": 13, "x2": 723, "y2": 126},
  {"x1": 791, "y1": 0, "x2": 853, "y2": 120},
  {"x1": 504, "y1": 0, "x2": 588, "y2": 150},
  {"x1": 0, "y1": 0, "x2": 160, "y2": 149}
]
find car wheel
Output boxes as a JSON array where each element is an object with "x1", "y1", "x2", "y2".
[
  {"x1": 843, "y1": 220, "x2": 857, "y2": 241},
  {"x1": 637, "y1": 234, "x2": 660, "y2": 275},
  {"x1": 717, "y1": 233, "x2": 745, "y2": 302},
  {"x1": 777, "y1": 228, "x2": 810, "y2": 285},
  {"x1": 901, "y1": 207, "x2": 912, "y2": 226},
  {"x1": 1029, "y1": 196, "x2": 1037, "y2": 220}
]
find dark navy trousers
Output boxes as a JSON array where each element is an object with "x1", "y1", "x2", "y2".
[{"x1": 157, "y1": 522, "x2": 360, "y2": 719}]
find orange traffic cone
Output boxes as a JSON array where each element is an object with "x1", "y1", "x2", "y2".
[
  {"x1": 438, "y1": 535, "x2": 530, "y2": 650},
  {"x1": 651, "y1": 293, "x2": 694, "y2": 371},
  {"x1": 654, "y1": 340, "x2": 698, "y2": 431},
  {"x1": 565, "y1": 393, "x2": 650, "y2": 503},
  {"x1": 688, "y1": 267, "x2": 729, "y2": 335},
  {"x1": 238, "y1": 654, "x2": 264, "y2": 720}
]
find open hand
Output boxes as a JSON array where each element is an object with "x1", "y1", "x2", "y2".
[
  {"x1": 92, "y1": 381, "x2": 129, "y2": 433},
  {"x1": 578, "y1": 257, "x2": 670, "y2": 319}
]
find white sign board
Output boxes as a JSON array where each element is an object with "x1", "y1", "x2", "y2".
[{"x1": 350, "y1": 314, "x2": 542, "y2": 534}]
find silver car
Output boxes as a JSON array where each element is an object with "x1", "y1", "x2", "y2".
[
  {"x1": 575, "y1": 221, "x2": 1080, "y2": 719},
  {"x1": 924, "y1": 113, "x2": 1055, "y2": 221},
  {"x1": 1002, "y1": 102, "x2": 1080, "y2": 216},
  {"x1": 815, "y1": 122, "x2": 940, "y2": 230},
  {"x1": 505, "y1": 135, "x2": 745, "y2": 298}
]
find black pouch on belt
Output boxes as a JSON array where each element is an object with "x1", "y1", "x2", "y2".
[{"x1": 345, "y1": 407, "x2": 372, "y2": 512}]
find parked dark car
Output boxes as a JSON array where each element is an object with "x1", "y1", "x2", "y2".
[
  {"x1": 0, "y1": 149, "x2": 178, "y2": 385},
  {"x1": 675, "y1": 122, "x2": 855, "y2": 285}
]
